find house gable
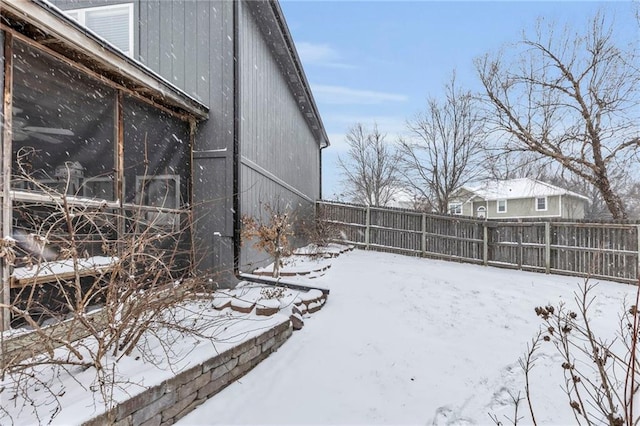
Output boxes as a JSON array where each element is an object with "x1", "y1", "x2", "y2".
[{"x1": 461, "y1": 178, "x2": 589, "y2": 219}]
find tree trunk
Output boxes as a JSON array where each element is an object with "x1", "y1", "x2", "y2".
[{"x1": 598, "y1": 179, "x2": 627, "y2": 219}]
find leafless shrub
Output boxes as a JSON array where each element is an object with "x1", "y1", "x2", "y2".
[
  {"x1": 294, "y1": 205, "x2": 345, "y2": 260},
  {"x1": 0, "y1": 149, "x2": 229, "y2": 424},
  {"x1": 241, "y1": 203, "x2": 294, "y2": 278},
  {"x1": 488, "y1": 391, "x2": 524, "y2": 426},
  {"x1": 498, "y1": 278, "x2": 640, "y2": 425}
]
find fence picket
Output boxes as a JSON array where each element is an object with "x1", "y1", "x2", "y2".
[{"x1": 317, "y1": 201, "x2": 639, "y2": 285}]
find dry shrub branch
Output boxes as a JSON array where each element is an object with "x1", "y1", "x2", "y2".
[
  {"x1": 0, "y1": 148, "x2": 229, "y2": 424},
  {"x1": 241, "y1": 203, "x2": 294, "y2": 278},
  {"x1": 495, "y1": 277, "x2": 640, "y2": 426}
]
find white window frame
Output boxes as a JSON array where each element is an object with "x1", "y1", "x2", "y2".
[
  {"x1": 82, "y1": 176, "x2": 121, "y2": 201},
  {"x1": 135, "y1": 174, "x2": 181, "y2": 210},
  {"x1": 476, "y1": 206, "x2": 486, "y2": 218},
  {"x1": 497, "y1": 199, "x2": 507, "y2": 214},
  {"x1": 535, "y1": 196, "x2": 548, "y2": 212},
  {"x1": 448, "y1": 202, "x2": 463, "y2": 216},
  {"x1": 135, "y1": 175, "x2": 181, "y2": 227},
  {"x1": 64, "y1": 3, "x2": 134, "y2": 57}
]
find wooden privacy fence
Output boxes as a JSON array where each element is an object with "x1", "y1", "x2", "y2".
[{"x1": 317, "y1": 201, "x2": 640, "y2": 285}]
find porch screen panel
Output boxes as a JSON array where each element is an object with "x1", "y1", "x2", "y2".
[
  {"x1": 122, "y1": 95, "x2": 190, "y2": 209},
  {"x1": 11, "y1": 40, "x2": 116, "y2": 200}
]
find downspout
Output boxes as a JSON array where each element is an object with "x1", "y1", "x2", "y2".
[
  {"x1": 319, "y1": 139, "x2": 328, "y2": 199},
  {"x1": 232, "y1": 0, "x2": 241, "y2": 278},
  {"x1": 231, "y1": 1, "x2": 328, "y2": 295}
]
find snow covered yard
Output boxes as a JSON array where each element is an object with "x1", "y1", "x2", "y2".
[{"x1": 180, "y1": 249, "x2": 639, "y2": 425}]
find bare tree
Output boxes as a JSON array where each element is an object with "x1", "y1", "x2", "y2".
[
  {"x1": 337, "y1": 123, "x2": 400, "y2": 206},
  {"x1": 476, "y1": 12, "x2": 640, "y2": 219},
  {"x1": 397, "y1": 73, "x2": 485, "y2": 214},
  {"x1": 484, "y1": 149, "x2": 549, "y2": 181}
]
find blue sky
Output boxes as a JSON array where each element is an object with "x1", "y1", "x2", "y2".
[{"x1": 279, "y1": 1, "x2": 638, "y2": 199}]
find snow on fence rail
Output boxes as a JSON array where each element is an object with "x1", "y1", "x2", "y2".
[{"x1": 317, "y1": 201, "x2": 640, "y2": 285}]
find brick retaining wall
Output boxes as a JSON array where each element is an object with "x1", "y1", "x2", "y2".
[{"x1": 83, "y1": 319, "x2": 292, "y2": 426}]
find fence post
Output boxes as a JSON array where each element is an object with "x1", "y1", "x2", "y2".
[
  {"x1": 637, "y1": 225, "x2": 640, "y2": 280},
  {"x1": 365, "y1": 205, "x2": 370, "y2": 250},
  {"x1": 483, "y1": 223, "x2": 488, "y2": 266},
  {"x1": 516, "y1": 225, "x2": 523, "y2": 270},
  {"x1": 421, "y1": 213, "x2": 427, "y2": 257},
  {"x1": 545, "y1": 222, "x2": 551, "y2": 274}
]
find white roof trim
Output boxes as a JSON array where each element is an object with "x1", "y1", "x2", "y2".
[{"x1": 463, "y1": 178, "x2": 590, "y2": 203}]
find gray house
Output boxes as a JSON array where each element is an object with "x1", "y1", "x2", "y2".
[
  {"x1": 449, "y1": 178, "x2": 590, "y2": 219},
  {"x1": 0, "y1": 0, "x2": 327, "y2": 329}
]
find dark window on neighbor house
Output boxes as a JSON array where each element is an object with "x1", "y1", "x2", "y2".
[
  {"x1": 497, "y1": 200, "x2": 507, "y2": 213},
  {"x1": 11, "y1": 40, "x2": 117, "y2": 199},
  {"x1": 123, "y1": 95, "x2": 190, "y2": 210},
  {"x1": 448, "y1": 203, "x2": 462, "y2": 215},
  {"x1": 536, "y1": 197, "x2": 547, "y2": 211}
]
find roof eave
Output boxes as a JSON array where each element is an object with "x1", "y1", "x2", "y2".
[
  {"x1": 3, "y1": 0, "x2": 209, "y2": 120},
  {"x1": 246, "y1": 0, "x2": 329, "y2": 148}
]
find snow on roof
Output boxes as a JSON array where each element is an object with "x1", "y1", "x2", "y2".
[
  {"x1": 464, "y1": 178, "x2": 590, "y2": 202},
  {"x1": 387, "y1": 187, "x2": 420, "y2": 208}
]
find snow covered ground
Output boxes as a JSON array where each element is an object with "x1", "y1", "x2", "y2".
[{"x1": 180, "y1": 249, "x2": 638, "y2": 425}]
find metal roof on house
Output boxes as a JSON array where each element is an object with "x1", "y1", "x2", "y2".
[{"x1": 464, "y1": 178, "x2": 591, "y2": 202}]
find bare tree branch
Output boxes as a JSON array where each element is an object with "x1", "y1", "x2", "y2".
[
  {"x1": 337, "y1": 123, "x2": 401, "y2": 206},
  {"x1": 476, "y1": 12, "x2": 640, "y2": 219},
  {"x1": 397, "y1": 72, "x2": 486, "y2": 213}
]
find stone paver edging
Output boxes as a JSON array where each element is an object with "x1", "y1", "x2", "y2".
[{"x1": 83, "y1": 320, "x2": 293, "y2": 426}]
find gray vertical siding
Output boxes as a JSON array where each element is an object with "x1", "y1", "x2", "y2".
[
  {"x1": 45, "y1": 0, "x2": 324, "y2": 278},
  {"x1": 130, "y1": 0, "x2": 237, "y2": 275},
  {"x1": 237, "y1": 2, "x2": 321, "y2": 270},
  {"x1": 53, "y1": 0, "x2": 238, "y2": 275},
  {"x1": 136, "y1": 0, "x2": 237, "y2": 275}
]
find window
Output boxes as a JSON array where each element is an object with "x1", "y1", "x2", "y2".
[
  {"x1": 476, "y1": 206, "x2": 486, "y2": 218},
  {"x1": 448, "y1": 203, "x2": 462, "y2": 215},
  {"x1": 135, "y1": 175, "x2": 180, "y2": 210},
  {"x1": 536, "y1": 197, "x2": 547, "y2": 211},
  {"x1": 65, "y1": 4, "x2": 134, "y2": 56},
  {"x1": 83, "y1": 177, "x2": 119, "y2": 200},
  {"x1": 135, "y1": 175, "x2": 181, "y2": 227},
  {"x1": 497, "y1": 200, "x2": 507, "y2": 213}
]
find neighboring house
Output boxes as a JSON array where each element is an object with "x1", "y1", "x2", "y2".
[
  {"x1": 448, "y1": 178, "x2": 590, "y2": 219},
  {"x1": 1, "y1": 0, "x2": 328, "y2": 328}
]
